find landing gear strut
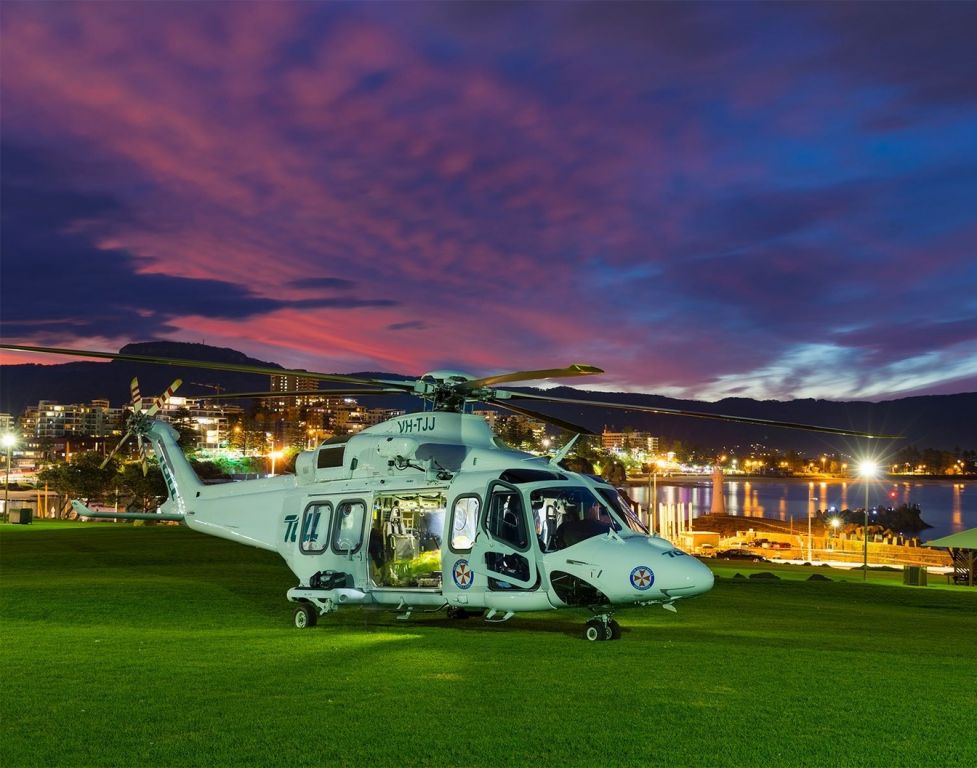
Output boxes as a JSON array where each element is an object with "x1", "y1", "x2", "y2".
[{"x1": 583, "y1": 614, "x2": 621, "y2": 641}]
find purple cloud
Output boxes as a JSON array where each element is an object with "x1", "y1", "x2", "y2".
[{"x1": 0, "y1": 1, "x2": 974, "y2": 400}]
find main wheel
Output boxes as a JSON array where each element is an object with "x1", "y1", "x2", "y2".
[
  {"x1": 293, "y1": 603, "x2": 318, "y2": 629},
  {"x1": 583, "y1": 619, "x2": 606, "y2": 641},
  {"x1": 607, "y1": 619, "x2": 622, "y2": 640}
]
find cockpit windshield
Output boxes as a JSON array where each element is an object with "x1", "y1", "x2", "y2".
[
  {"x1": 529, "y1": 486, "x2": 624, "y2": 551},
  {"x1": 596, "y1": 486, "x2": 649, "y2": 534}
]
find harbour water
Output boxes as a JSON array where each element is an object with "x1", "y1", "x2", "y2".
[{"x1": 627, "y1": 477, "x2": 973, "y2": 542}]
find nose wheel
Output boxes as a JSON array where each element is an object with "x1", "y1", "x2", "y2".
[{"x1": 583, "y1": 615, "x2": 621, "y2": 641}]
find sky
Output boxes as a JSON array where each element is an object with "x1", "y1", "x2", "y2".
[{"x1": 1, "y1": 1, "x2": 976, "y2": 402}]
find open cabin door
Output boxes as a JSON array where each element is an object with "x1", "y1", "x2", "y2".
[{"x1": 470, "y1": 481, "x2": 539, "y2": 589}]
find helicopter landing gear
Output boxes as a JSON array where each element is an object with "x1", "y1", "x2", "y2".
[
  {"x1": 293, "y1": 603, "x2": 318, "y2": 629},
  {"x1": 583, "y1": 614, "x2": 621, "y2": 641}
]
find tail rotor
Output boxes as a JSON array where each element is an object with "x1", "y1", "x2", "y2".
[{"x1": 100, "y1": 377, "x2": 182, "y2": 473}]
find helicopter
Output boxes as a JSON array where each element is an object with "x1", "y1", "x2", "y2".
[{"x1": 0, "y1": 343, "x2": 896, "y2": 641}]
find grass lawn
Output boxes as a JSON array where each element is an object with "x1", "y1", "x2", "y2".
[{"x1": 2, "y1": 522, "x2": 975, "y2": 768}]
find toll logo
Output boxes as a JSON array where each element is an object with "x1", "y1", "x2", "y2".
[
  {"x1": 630, "y1": 565, "x2": 654, "y2": 591},
  {"x1": 452, "y1": 559, "x2": 474, "y2": 590},
  {"x1": 283, "y1": 514, "x2": 299, "y2": 543}
]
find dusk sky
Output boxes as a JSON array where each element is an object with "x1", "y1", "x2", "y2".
[{"x1": 1, "y1": 1, "x2": 976, "y2": 402}]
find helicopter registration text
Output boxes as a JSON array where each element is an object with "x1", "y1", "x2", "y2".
[{"x1": 397, "y1": 416, "x2": 437, "y2": 433}]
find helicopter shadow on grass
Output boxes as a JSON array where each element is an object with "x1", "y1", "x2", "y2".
[
  {"x1": 347, "y1": 605, "x2": 599, "y2": 640},
  {"x1": 349, "y1": 600, "x2": 706, "y2": 642}
]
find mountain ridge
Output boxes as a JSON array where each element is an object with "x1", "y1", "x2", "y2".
[{"x1": 1, "y1": 341, "x2": 974, "y2": 451}]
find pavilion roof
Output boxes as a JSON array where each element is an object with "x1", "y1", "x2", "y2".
[{"x1": 924, "y1": 528, "x2": 977, "y2": 549}]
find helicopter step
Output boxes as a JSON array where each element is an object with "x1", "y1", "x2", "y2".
[
  {"x1": 484, "y1": 609, "x2": 515, "y2": 623},
  {"x1": 390, "y1": 596, "x2": 441, "y2": 620}
]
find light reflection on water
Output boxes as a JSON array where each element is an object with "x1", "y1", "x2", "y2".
[{"x1": 629, "y1": 478, "x2": 972, "y2": 541}]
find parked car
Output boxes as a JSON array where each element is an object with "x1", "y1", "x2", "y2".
[{"x1": 715, "y1": 549, "x2": 768, "y2": 562}]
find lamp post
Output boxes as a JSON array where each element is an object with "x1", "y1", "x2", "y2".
[
  {"x1": 859, "y1": 460, "x2": 878, "y2": 581},
  {"x1": 2, "y1": 433, "x2": 16, "y2": 523}
]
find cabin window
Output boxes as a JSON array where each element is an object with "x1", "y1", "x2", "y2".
[
  {"x1": 450, "y1": 496, "x2": 480, "y2": 552},
  {"x1": 332, "y1": 500, "x2": 366, "y2": 554},
  {"x1": 300, "y1": 502, "x2": 331, "y2": 554}
]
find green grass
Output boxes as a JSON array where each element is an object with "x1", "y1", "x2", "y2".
[{"x1": 2, "y1": 522, "x2": 975, "y2": 768}]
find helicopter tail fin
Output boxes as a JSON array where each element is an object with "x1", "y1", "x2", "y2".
[{"x1": 144, "y1": 420, "x2": 205, "y2": 512}]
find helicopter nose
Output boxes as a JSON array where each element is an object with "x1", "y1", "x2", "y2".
[
  {"x1": 659, "y1": 555, "x2": 714, "y2": 599},
  {"x1": 685, "y1": 557, "x2": 715, "y2": 596}
]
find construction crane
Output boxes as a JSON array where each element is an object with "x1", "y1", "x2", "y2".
[{"x1": 191, "y1": 383, "x2": 224, "y2": 402}]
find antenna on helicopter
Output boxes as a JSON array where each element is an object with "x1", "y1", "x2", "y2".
[{"x1": 549, "y1": 435, "x2": 581, "y2": 467}]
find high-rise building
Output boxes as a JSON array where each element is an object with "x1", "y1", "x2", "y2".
[
  {"x1": 23, "y1": 400, "x2": 124, "y2": 440},
  {"x1": 154, "y1": 397, "x2": 244, "y2": 451},
  {"x1": 602, "y1": 429, "x2": 659, "y2": 454},
  {"x1": 267, "y1": 373, "x2": 320, "y2": 408}
]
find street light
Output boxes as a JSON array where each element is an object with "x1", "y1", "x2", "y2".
[
  {"x1": 270, "y1": 449, "x2": 283, "y2": 477},
  {"x1": 2, "y1": 433, "x2": 16, "y2": 523},
  {"x1": 859, "y1": 460, "x2": 878, "y2": 580}
]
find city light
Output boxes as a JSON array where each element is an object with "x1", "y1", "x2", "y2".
[
  {"x1": 2, "y1": 433, "x2": 16, "y2": 522},
  {"x1": 270, "y1": 449, "x2": 284, "y2": 477},
  {"x1": 858, "y1": 459, "x2": 878, "y2": 580}
]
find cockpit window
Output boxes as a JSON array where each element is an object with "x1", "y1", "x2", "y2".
[
  {"x1": 596, "y1": 487, "x2": 648, "y2": 534},
  {"x1": 530, "y1": 486, "x2": 621, "y2": 551},
  {"x1": 485, "y1": 486, "x2": 529, "y2": 551}
]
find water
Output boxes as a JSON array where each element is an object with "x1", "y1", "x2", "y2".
[{"x1": 627, "y1": 477, "x2": 973, "y2": 542}]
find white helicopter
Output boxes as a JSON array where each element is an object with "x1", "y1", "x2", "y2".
[{"x1": 1, "y1": 343, "x2": 894, "y2": 640}]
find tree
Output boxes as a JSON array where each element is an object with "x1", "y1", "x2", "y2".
[
  {"x1": 603, "y1": 459, "x2": 628, "y2": 486},
  {"x1": 119, "y1": 461, "x2": 168, "y2": 512},
  {"x1": 169, "y1": 408, "x2": 198, "y2": 453},
  {"x1": 498, "y1": 417, "x2": 531, "y2": 449},
  {"x1": 37, "y1": 452, "x2": 119, "y2": 517},
  {"x1": 190, "y1": 459, "x2": 235, "y2": 482}
]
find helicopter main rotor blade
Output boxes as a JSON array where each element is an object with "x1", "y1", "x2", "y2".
[
  {"x1": 100, "y1": 431, "x2": 133, "y2": 469},
  {"x1": 500, "y1": 391, "x2": 901, "y2": 439},
  {"x1": 190, "y1": 387, "x2": 409, "y2": 400},
  {"x1": 0, "y1": 344, "x2": 383, "y2": 387},
  {"x1": 487, "y1": 399, "x2": 597, "y2": 435},
  {"x1": 464, "y1": 364, "x2": 603, "y2": 390}
]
